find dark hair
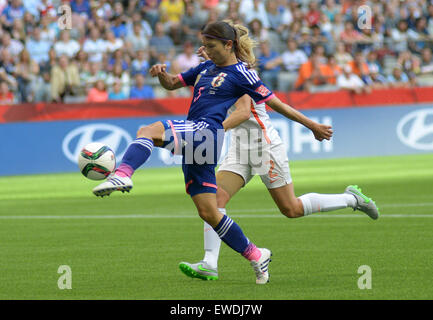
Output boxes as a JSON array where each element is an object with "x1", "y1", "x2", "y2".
[{"x1": 201, "y1": 20, "x2": 257, "y2": 68}]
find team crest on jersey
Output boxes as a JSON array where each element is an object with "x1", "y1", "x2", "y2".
[
  {"x1": 211, "y1": 72, "x2": 227, "y2": 88},
  {"x1": 255, "y1": 84, "x2": 271, "y2": 97}
]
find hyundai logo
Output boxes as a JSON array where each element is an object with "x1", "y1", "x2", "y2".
[
  {"x1": 62, "y1": 123, "x2": 133, "y2": 163},
  {"x1": 397, "y1": 109, "x2": 433, "y2": 150}
]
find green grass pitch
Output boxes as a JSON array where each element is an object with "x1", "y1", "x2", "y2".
[{"x1": 0, "y1": 153, "x2": 432, "y2": 300}]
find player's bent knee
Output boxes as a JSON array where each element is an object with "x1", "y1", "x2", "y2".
[{"x1": 280, "y1": 203, "x2": 303, "y2": 218}]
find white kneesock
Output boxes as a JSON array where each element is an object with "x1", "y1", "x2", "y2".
[
  {"x1": 203, "y1": 208, "x2": 225, "y2": 269},
  {"x1": 299, "y1": 193, "x2": 356, "y2": 216}
]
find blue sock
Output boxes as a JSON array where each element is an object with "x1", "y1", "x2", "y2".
[
  {"x1": 213, "y1": 215, "x2": 249, "y2": 254},
  {"x1": 120, "y1": 138, "x2": 154, "y2": 170}
]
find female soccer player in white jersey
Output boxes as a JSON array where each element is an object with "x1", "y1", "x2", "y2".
[
  {"x1": 178, "y1": 27, "x2": 380, "y2": 281},
  {"x1": 92, "y1": 20, "x2": 354, "y2": 284}
]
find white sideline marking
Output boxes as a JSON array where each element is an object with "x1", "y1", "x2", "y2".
[{"x1": 0, "y1": 213, "x2": 432, "y2": 220}]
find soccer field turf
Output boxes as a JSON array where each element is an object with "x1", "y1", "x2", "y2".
[{"x1": 0, "y1": 153, "x2": 432, "y2": 300}]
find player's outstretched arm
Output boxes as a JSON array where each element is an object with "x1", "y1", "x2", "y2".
[
  {"x1": 266, "y1": 96, "x2": 333, "y2": 141},
  {"x1": 149, "y1": 64, "x2": 184, "y2": 90},
  {"x1": 223, "y1": 94, "x2": 251, "y2": 131}
]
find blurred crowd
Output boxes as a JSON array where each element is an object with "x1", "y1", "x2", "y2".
[{"x1": 2, "y1": 0, "x2": 433, "y2": 105}]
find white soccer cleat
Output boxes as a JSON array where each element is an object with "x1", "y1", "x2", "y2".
[
  {"x1": 250, "y1": 248, "x2": 272, "y2": 284},
  {"x1": 344, "y1": 185, "x2": 380, "y2": 220},
  {"x1": 92, "y1": 174, "x2": 133, "y2": 197}
]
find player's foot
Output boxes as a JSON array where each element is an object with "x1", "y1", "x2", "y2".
[
  {"x1": 92, "y1": 174, "x2": 133, "y2": 197},
  {"x1": 345, "y1": 185, "x2": 380, "y2": 220},
  {"x1": 178, "y1": 261, "x2": 219, "y2": 281},
  {"x1": 250, "y1": 248, "x2": 272, "y2": 284}
]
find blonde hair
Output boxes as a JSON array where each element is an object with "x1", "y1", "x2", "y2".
[{"x1": 224, "y1": 20, "x2": 257, "y2": 69}]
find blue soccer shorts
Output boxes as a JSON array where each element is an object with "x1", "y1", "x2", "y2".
[{"x1": 161, "y1": 119, "x2": 223, "y2": 197}]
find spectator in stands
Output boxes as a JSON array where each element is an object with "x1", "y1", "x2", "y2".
[
  {"x1": 11, "y1": 17, "x2": 26, "y2": 42},
  {"x1": 368, "y1": 64, "x2": 388, "y2": 90},
  {"x1": 149, "y1": 22, "x2": 175, "y2": 63},
  {"x1": 71, "y1": 0, "x2": 92, "y2": 20},
  {"x1": 131, "y1": 49, "x2": 150, "y2": 77},
  {"x1": 387, "y1": 65, "x2": 410, "y2": 88},
  {"x1": 240, "y1": 0, "x2": 270, "y2": 29},
  {"x1": 340, "y1": 21, "x2": 365, "y2": 53},
  {"x1": 391, "y1": 19, "x2": 410, "y2": 53},
  {"x1": 181, "y1": 2, "x2": 204, "y2": 46},
  {"x1": 324, "y1": 54, "x2": 342, "y2": 86},
  {"x1": 25, "y1": 27, "x2": 51, "y2": 65},
  {"x1": 298, "y1": 27, "x2": 313, "y2": 57},
  {"x1": 126, "y1": 11, "x2": 153, "y2": 40},
  {"x1": 397, "y1": 50, "x2": 420, "y2": 86},
  {"x1": 50, "y1": 55, "x2": 80, "y2": 103},
  {"x1": 305, "y1": 0, "x2": 321, "y2": 27},
  {"x1": 337, "y1": 65, "x2": 371, "y2": 94},
  {"x1": 110, "y1": 13, "x2": 128, "y2": 39},
  {"x1": 105, "y1": 29, "x2": 124, "y2": 54},
  {"x1": 126, "y1": 21, "x2": 149, "y2": 55},
  {"x1": 249, "y1": 18, "x2": 268, "y2": 44},
  {"x1": 33, "y1": 71, "x2": 51, "y2": 103},
  {"x1": 257, "y1": 40, "x2": 280, "y2": 91},
  {"x1": 0, "y1": 49, "x2": 17, "y2": 90},
  {"x1": 0, "y1": 80, "x2": 14, "y2": 104},
  {"x1": 265, "y1": 38, "x2": 307, "y2": 91},
  {"x1": 365, "y1": 51, "x2": 382, "y2": 74},
  {"x1": 39, "y1": 47, "x2": 57, "y2": 74},
  {"x1": 0, "y1": 0, "x2": 25, "y2": 29},
  {"x1": 81, "y1": 61, "x2": 107, "y2": 91},
  {"x1": 74, "y1": 49, "x2": 90, "y2": 75},
  {"x1": 348, "y1": 52, "x2": 371, "y2": 85},
  {"x1": 418, "y1": 48, "x2": 433, "y2": 75},
  {"x1": 294, "y1": 53, "x2": 330, "y2": 92},
  {"x1": 129, "y1": 73, "x2": 154, "y2": 99},
  {"x1": 54, "y1": 30, "x2": 81, "y2": 59},
  {"x1": 106, "y1": 62, "x2": 131, "y2": 97},
  {"x1": 142, "y1": 0, "x2": 160, "y2": 30},
  {"x1": 108, "y1": 48, "x2": 130, "y2": 71},
  {"x1": 265, "y1": 0, "x2": 292, "y2": 34},
  {"x1": 39, "y1": 14, "x2": 56, "y2": 43},
  {"x1": 83, "y1": 27, "x2": 107, "y2": 63},
  {"x1": 1, "y1": 32, "x2": 23, "y2": 58},
  {"x1": 87, "y1": 79, "x2": 109, "y2": 102},
  {"x1": 15, "y1": 49, "x2": 39, "y2": 103},
  {"x1": 322, "y1": 0, "x2": 340, "y2": 23},
  {"x1": 173, "y1": 41, "x2": 200, "y2": 73},
  {"x1": 159, "y1": 0, "x2": 185, "y2": 44},
  {"x1": 408, "y1": 17, "x2": 429, "y2": 51},
  {"x1": 108, "y1": 79, "x2": 127, "y2": 100}
]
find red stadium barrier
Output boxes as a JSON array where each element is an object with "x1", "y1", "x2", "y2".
[{"x1": 1, "y1": 87, "x2": 433, "y2": 123}]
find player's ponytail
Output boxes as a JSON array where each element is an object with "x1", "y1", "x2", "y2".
[{"x1": 201, "y1": 20, "x2": 257, "y2": 69}]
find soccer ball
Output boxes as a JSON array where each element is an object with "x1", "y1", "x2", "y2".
[{"x1": 78, "y1": 142, "x2": 116, "y2": 180}]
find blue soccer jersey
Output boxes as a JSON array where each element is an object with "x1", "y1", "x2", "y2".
[{"x1": 178, "y1": 60, "x2": 275, "y2": 129}]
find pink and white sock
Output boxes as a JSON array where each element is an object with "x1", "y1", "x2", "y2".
[
  {"x1": 242, "y1": 243, "x2": 262, "y2": 262},
  {"x1": 115, "y1": 163, "x2": 134, "y2": 178}
]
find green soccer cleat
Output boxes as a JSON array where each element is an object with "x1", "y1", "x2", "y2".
[
  {"x1": 345, "y1": 185, "x2": 380, "y2": 220},
  {"x1": 178, "y1": 261, "x2": 219, "y2": 281}
]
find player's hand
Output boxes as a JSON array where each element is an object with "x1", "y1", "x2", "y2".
[
  {"x1": 197, "y1": 46, "x2": 210, "y2": 60},
  {"x1": 311, "y1": 123, "x2": 333, "y2": 141},
  {"x1": 149, "y1": 64, "x2": 167, "y2": 77}
]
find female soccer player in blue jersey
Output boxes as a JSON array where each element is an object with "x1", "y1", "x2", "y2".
[{"x1": 93, "y1": 20, "x2": 334, "y2": 284}]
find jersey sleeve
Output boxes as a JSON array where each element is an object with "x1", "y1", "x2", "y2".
[
  {"x1": 234, "y1": 64, "x2": 275, "y2": 104},
  {"x1": 178, "y1": 60, "x2": 212, "y2": 87}
]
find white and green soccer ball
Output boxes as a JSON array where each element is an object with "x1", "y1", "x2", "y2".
[{"x1": 78, "y1": 142, "x2": 116, "y2": 180}]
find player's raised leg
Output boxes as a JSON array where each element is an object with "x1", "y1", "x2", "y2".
[
  {"x1": 92, "y1": 121, "x2": 165, "y2": 197},
  {"x1": 189, "y1": 192, "x2": 272, "y2": 284},
  {"x1": 268, "y1": 183, "x2": 379, "y2": 219},
  {"x1": 179, "y1": 171, "x2": 245, "y2": 280}
]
